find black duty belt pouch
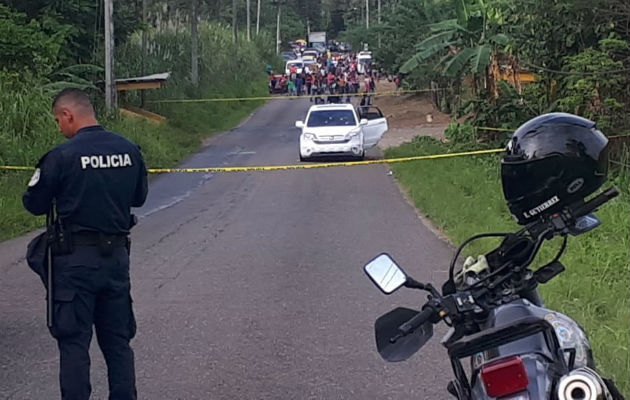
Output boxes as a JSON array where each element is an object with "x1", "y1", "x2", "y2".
[
  {"x1": 26, "y1": 231, "x2": 49, "y2": 287},
  {"x1": 98, "y1": 233, "x2": 116, "y2": 257},
  {"x1": 48, "y1": 284, "x2": 80, "y2": 339}
]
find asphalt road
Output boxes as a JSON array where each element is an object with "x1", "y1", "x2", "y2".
[{"x1": 0, "y1": 98, "x2": 456, "y2": 399}]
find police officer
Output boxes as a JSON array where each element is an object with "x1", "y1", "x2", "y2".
[{"x1": 23, "y1": 88, "x2": 148, "y2": 400}]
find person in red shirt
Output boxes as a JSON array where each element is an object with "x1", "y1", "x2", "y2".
[
  {"x1": 278, "y1": 74, "x2": 288, "y2": 94},
  {"x1": 337, "y1": 74, "x2": 347, "y2": 102},
  {"x1": 327, "y1": 71, "x2": 335, "y2": 91},
  {"x1": 289, "y1": 64, "x2": 298, "y2": 81}
]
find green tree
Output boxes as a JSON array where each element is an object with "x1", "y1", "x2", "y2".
[
  {"x1": 400, "y1": 0, "x2": 509, "y2": 94},
  {"x1": 0, "y1": 4, "x2": 70, "y2": 75},
  {"x1": 557, "y1": 36, "x2": 630, "y2": 132},
  {"x1": 499, "y1": 0, "x2": 614, "y2": 107},
  {"x1": 1, "y1": 0, "x2": 143, "y2": 64}
]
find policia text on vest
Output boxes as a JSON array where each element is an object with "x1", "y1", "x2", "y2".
[{"x1": 80, "y1": 153, "x2": 133, "y2": 169}]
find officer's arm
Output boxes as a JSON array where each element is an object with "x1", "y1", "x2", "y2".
[
  {"x1": 132, "y1": 149, "x2": 148, "y2": 207},
  {"x1": 22, "y1": 149, "x2": 63, "y2": 215}
]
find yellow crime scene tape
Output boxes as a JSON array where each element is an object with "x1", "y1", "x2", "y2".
[
  {"x1": 148, "y1": 88, "x2": 435, "y2": 104},
  {"x1": 475, "y1": 126, "x2": 514, "y2": 132},
  {"x1": 0, "y1": 148, "x2": 506, "y2": 174},
  {"x1": 5, "y1": 134, "x2": 624, "y2": 173}
]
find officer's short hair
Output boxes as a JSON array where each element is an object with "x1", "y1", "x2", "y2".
[{"x1": 52, "y1": 88, "x2": 95, "y2": 115}]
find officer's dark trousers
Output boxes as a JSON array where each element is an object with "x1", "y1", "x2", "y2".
[{"x1": 51, "y1": 246, "x2": 137, "y2": 400}]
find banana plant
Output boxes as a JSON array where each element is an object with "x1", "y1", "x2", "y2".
[
  {"x1": 400, "y1": 0, "x2": 509, "y2": 80},
  {"x1": 40, "y1": 64, "x2": 103, "y2": 93}
]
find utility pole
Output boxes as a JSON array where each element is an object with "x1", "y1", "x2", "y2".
[
  {"x1": 256, "y1": 0, "x2": 261, "y2": 35},
  {"x1": 276, "y1": 4, "x2": 281, "y2": 54},
  {"x1": 377, "y1": 0, "x2": 381, "y2": 47},
  {"x1": 141, "y1": 0, "x2": 147, "y2": 107},
  {"x1": 191, "y1": 0, "x2": 199, "y2": 87},
  {"x1": 307, "y1": 18, "x2": 310, "y2": 36},
  {"x1": 271, "y1": 0, "x2": 284, "y2": 54},
  {"x1": 104, "y1": 0, "x2": 116, "y2": 112},
  {"x1": 365, "y1": 0, "x2": 369, "y2": 29},
  {"x1": 232, "y1": 0, "x2": 238, "y2": 43},
  {"x1": 246, "y1": 0, "x2": 251, "y2": 41}
]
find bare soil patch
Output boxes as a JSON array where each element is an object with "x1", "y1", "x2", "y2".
[{"x1": 372, "y1": 81, "x2": 452, "y2": 149}]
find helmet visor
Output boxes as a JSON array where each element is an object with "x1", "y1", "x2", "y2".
[{"x1": 501, "y1": 155, "x2": 564, "y2": 202}]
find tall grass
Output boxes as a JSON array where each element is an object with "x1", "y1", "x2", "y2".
[
  {"x1": 115, "y1": 23, "x2": 276, "y2": 133},
  {"x1": 0, "y1": 23, "x2": 273, "y2": 241},
  {"x1": 385, "y1": 136, "x2": 630, "y2": 396}
]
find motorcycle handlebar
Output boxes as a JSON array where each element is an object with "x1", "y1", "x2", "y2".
[
  {"x1": 398, "y1": 307, "x2": 436, "y2": 336},
  {"x1": 570, "y1": 187, "x2": 619, "y2": 219}
]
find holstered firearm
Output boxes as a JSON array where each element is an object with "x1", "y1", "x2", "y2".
[{"x1": 45, "y1": 200, "x2": 74, "y2": 327}]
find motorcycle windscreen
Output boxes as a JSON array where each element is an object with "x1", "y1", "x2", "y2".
[{"x1": 375, "y1": 307, "x2": 433, "y2": 362}]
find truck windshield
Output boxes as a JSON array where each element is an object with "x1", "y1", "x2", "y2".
[{"x1": 307, "y1": 110, "x2": 357, "y2": 127}]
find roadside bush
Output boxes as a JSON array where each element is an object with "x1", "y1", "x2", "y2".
[
  {"x1": 556, "y1": 36, "x2": 630, "y2": 134},
  {"x1": 0, "y1": 73, "x2": 60, "y2": 167},
  {"x1": 444, "y1": 122, "x2": 477, "y2": 148},
  {"x1": 455, "y1": 81, "x2": 537, "y2": 138}
]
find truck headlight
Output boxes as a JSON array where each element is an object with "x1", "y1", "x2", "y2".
[
  {"x1": 346, "y1": 129, "x2": 361, "y2": 139},
  {"x1": 303, "y1": 133, "x2": 316, "y2": 141}
]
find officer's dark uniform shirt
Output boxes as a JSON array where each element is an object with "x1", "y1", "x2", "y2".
[{"x1": 23, "y1": 125, "x2": 148, "y2": 234}]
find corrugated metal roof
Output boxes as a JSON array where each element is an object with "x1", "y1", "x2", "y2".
[{"x1": 115, "y1": 72, "x2": 171, "y2": 84}]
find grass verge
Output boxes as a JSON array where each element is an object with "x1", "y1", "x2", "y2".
[{"x1": 385, "y1": 136, "x2": 630, "y2": 395}]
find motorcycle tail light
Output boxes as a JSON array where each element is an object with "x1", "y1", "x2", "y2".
[{"x1": 480, "y1": 355, "x2": 529, "y2": 398}]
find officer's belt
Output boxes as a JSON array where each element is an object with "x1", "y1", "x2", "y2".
[{"x1": 72, "y1": 231, "x2": 128, "y2": 247}]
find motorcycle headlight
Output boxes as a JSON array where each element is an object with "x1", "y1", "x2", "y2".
[{"x1": 303, "y1": 133, "x2": 316, "y2": 141}]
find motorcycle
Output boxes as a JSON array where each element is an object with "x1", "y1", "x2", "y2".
[{"x1": 363, "y1": 186, "x2": 625, "y2": 400}]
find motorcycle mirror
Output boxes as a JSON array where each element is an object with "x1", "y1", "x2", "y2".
[
  {"x1": 568, "y1": 213, "x2": 601, "y2": 236},
  {"x1": 364, "y1": 253, "x2": 408, "y2": 295},
  {"x1": 375, "y1": 307, "x2": 433, "y2": 362}
]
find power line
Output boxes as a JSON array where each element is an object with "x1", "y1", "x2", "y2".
[{"x1": 522, "y1": 61, "x2": 630, "y2": 76}]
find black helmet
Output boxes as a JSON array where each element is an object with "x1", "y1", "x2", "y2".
[{"x1": 501, "y1": 113, "x2": 609, "y2": 225}]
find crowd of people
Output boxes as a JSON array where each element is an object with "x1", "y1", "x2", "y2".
[{"x1": 269, "y1": 52, "x2": 381, "y2": 105}]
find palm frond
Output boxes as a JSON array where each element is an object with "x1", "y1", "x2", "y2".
[
  {"x1": 471, "y1": 45, "x2": 491, "y2": 74},
  {"x1": 488, "y1": 33, "x2": 510, "y2": 46},
  {"x1": 414, "y1": 31, "x2": 456, "y2": 51},
  {"x1": 40, "y1": 81, "x2": 97, "y2": 93},
  {"x1": 443, "y1": 47, "x2": 476, "y2": 77}
]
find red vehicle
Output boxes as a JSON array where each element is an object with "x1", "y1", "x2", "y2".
[{"x1": 269, "y1": 74, "x2": 288, "y2": 94}]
